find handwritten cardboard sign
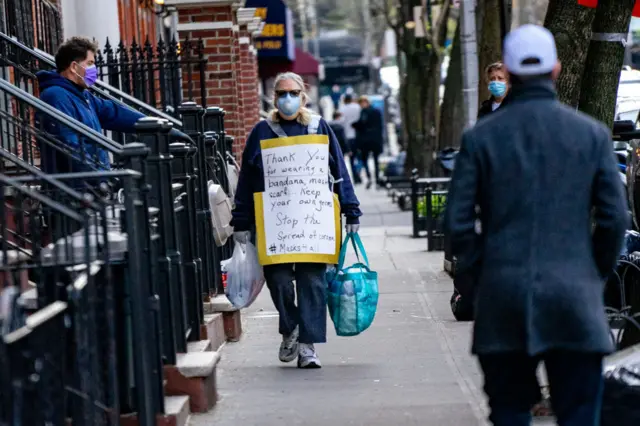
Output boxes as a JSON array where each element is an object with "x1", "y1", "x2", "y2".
[{"x1": 254, "y1": 134, "x2": 340, "y2": 265}]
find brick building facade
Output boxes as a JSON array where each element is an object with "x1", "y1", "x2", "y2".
[{"x1": 167, "y1": 0, "x2": 263, "y2": 157}]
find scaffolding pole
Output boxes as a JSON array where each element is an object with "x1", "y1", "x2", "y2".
[{"x1": 460, "y1": 0, "x2": 479, "y2": 128}]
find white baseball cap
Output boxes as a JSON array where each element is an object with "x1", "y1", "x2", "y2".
[{"x1": 503, "y1": 24, "x2": 558, "y2": 76}]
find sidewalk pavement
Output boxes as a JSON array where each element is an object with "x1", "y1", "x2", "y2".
[{"x1": 191, "y1": 187, "x2": 552, "y2": 425}]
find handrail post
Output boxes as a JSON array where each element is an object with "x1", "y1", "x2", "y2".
[
  {"x1": 120, "y1": 142, "x2": 165, "y2": 426},
  {"x1": 203, "y1": 131, "x2": 224, "y2": 296},
  {"x1": 170, "y1": 140, "x2": 202, "y2": 342},
  {"x1": 411, "y1": 169, "x2": 419, "y2": 238},
  {"x1": 426, "y1": 184, "x2": 435, "y2": 251},
  {"x1": 135, "y1": 117, "x2": 186, "y2": 361},
  {"x1": 178, "y1": 102, "x2": 207, "y2": 298},
  {"x1": 179, "y1": 103, "x2": 220, "y2": 300},
  {"x1": 204, "y1": 107, "x2": 229, "y2": 296}
]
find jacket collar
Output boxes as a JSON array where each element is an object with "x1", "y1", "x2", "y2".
[{"x1": 508, "y1": 79, "x2": 557, "y2": 103}]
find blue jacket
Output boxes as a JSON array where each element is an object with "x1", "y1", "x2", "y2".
[
  {"x1": 231, "y1": 118, "x2": 362, "y2": 232},
  {"x1": 36, "y1": 71, "x2": 145, "y2": 174}
]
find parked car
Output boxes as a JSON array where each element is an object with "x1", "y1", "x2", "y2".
[
  {"x1": 616, "y1": 121, "x2": 640, "y2": 228},
  {"x1": 616, "y1": 68, "x2": 640, "y2": 125}
]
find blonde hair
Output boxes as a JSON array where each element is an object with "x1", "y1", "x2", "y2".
[
  {"x1": 485, "y1": 62, "x2": 506, "y2": 79},
  {"x1": 269, "y1": 72, "x2": 312, "y2": 126}
]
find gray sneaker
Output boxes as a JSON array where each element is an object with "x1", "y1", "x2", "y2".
[
  {"x1": 279, "y1": 326, "x2": 299, "y2": 363},
  {"x1": 297, "y1": 343, "x2": 322, "y2": 369}
]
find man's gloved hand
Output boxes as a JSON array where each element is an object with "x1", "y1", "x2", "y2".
[
  {"x1": 233, "y1": 231, "x2": 250, "y2": 244},
  {"x1": 346, "y1": 224, "x2": 360, "y2": 234}
]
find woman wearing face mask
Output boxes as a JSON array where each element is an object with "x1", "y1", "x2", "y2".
[
  {"x1": 477, "y1": 62, "x2": 510, "y2": 119},
  {"x1": 231, "y1": 72, "x2": 362, "y2": 368}
]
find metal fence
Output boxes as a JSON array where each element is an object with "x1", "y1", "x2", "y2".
[
  {"x1": 96, "y1": 37, "x2": 208, "y2": 117},
  {"x1": 0, "y1": 69, "x2": 235, "y2": 423},
  {"x1": 605, "y1": 254, "x2": 640, "y2": 350},
  {"x1": 411, "y1": 176, "x2": 451, "y2": 250},
  {"x1": 3, "y1": 0, "x2": 62, "y2": 54}
]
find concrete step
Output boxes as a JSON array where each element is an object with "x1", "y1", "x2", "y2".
[
  {"x1": 201, "y1": 314, "x2": 225, "y2": 351},
  {"x1": 164, "y1": 395, "x2": 191, "y2": 426},
  {"x1": 208, "y1": 295, "x2": 243, "y2": 342},
  {"x1": 121, "y1": 395, "x2": 190, "y2": 426},
  {"x1": 187, "y1": 339, "x2": 212, "y2": 353},
  {"x1": 164, "y1": 351, "x2": 221, "y2": 413}
]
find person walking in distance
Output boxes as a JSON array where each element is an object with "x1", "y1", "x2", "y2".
[
  {"x1": 339, "y1": 94, "x2": 362, "y2": 184},
  {"x1": 329, "y1": 111, "x2": 350, "y2": 156},
  {"x1": 446, "y1": 25, "x2": 628, "y2": 426},
  {"x1": 352, "y1": 96, "x2": 384, "y2": 189},
  {"x1": 231, "y1": 72, "x2": 361, "y2": 368}
]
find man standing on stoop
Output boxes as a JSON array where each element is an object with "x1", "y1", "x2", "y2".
[{"x1": 446, "y1": 25, "x2": 628, "y2": 426}]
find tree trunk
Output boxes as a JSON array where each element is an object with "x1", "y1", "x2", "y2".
[
  {"x1": 403, "y1": 52, "x2": 432, "y2": 176},
  {"x1": 544, "y1": 0, "x2": 596, "y2": 107},
  {"x1": 477, "y1": 0, "x2": 503, "y2": 104},
  {"x1": 439, "y1": 23, "x2": 464, "y2": 150},
  {"x1": 578, "y1": 0, "x2": 634, "y2": 129}
]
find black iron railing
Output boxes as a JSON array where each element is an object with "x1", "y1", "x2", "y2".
[
  {"x1": 411, "y1": 176, "x2": 451, "y2": 250},
  {"x1": 3, "y1": 0, "x2": 62, "y2": 54},
  {"x1": 0, "y1": 72, "x2": 236, "y2": 425},
  {"x1": 0, "y1": 76, "x2": 123, "y2": 174},
  {"x1": 605, "y1": 254, "x2": 640, "y2": 350},
  {"x1": 0, "y1": 163, "x2": 165, "y2": 426},
  {"x1": 96, "y1": 37, "x2": 207, "y2": 117},
  {"x1": 0, "y1": 31, "x2": 184, "y2": 135}
]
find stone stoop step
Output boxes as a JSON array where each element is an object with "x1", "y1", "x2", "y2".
[
  {"x1": 187, "y1": 339, "x2": 213, "y2": 353},
  {"x1": 209, "y1": 295, "x2": 243, "y2": 342},
  {"x1": 201, "y1": 313, "x2": 226, "y2": 351},
  {"x1": 164, "y1": 351, "x2": 222, "y2": 413},
  {"x1": 162, "y1": 395, "x2": 191, "y2": 426},
  {"x1": 120, "y1": 395, "x2": 190, "y2": 426}
]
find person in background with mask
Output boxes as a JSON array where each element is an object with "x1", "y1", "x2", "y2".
[
  {"x1": 477, "y1": 62, "x2": 510, "y2": 119},
  {"x1": 231, "y1": 72, "x2": 361, "y2": 369},
  {"x1": 37, "y1": 37, "x2": 149, "y2": 173}
]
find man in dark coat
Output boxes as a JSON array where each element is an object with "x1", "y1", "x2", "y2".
[
  {"x1": 446, "y1": 25, "x2": 628, "y2": 426},
  {"x1": 352, "y1": 96, "x2": 384, "y2": 189},
  {"x1": 329, "y1": 111, "x2": 349, "y2": 155}
]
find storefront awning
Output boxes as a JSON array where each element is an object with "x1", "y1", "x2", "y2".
[{"x1": 258, "y1": 47, "x2": 319, "y2": 79}]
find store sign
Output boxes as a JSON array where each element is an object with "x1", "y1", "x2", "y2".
[
  {"x1": 322, "y1": 65, "x2": 371, "y2": 86},
  {"x1": 245, "y1": 0, "x2": 295, "y2": 61},
  {"x1": 577, "y1": 0, "x2": 640, "y2": 17}
]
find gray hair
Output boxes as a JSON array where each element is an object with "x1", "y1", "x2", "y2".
[{"x1": 269, "y1": 72, "x2": 312, "y2": 126}]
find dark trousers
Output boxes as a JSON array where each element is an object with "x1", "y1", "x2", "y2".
[
  {"x1": 263, "y1": 263, "x2": 327, "y2": 344},
  {"x1": 360, "y1": 150, "x2": 381, "y2": 185},
  {"x1": 347, "y1": 138, "x2": 361, "y2": 183},
  {"x1": 478, "y1": 351, "x2": 604, "y2": 426}
]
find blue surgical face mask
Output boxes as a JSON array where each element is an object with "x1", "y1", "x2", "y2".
[
  {"x1": 277, "y1": 92, "x2": 301, "y2": 117},
  {"x1": 488, "y1": 81, "x2": 507, "y2": 98}
]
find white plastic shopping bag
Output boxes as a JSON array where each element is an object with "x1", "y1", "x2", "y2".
[{"x1": 226, "y1": 241, "x2": 265, "y2": 309}]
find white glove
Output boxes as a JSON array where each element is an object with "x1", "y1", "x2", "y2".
[
  {"x1": 233, "y1": 231, "x2": 250, "y2": 244},
  {"x1": 346, "y1": 224, "x2": 360, "y2": 234}
]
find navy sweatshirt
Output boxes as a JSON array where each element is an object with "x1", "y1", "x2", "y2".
[
  {"x1": 231, "y1": 117, "x2": 362, "y2": 232},
  {"x1": 37, "y1": 71, "x2": 145, "y2": 173}
]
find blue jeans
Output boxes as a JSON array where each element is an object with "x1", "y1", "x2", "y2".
[
  {"x1": 478, "y1": 351, "x2": 604, "y2": 426},
  {"x1": 263, "y1": 263, "x2": 327, "y2": 344}
]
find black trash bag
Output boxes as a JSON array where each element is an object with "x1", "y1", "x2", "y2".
[
  {"x1": 601, "y1": 345, "x2": 640, "y2": 426},
  {"x1": 450, "y1": 270, "x2": 476, "y2": 322}
]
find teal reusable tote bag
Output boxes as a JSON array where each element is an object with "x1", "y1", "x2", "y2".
[{"x1": 326, "y1": 232, "x2": 379, "y2": 336}]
